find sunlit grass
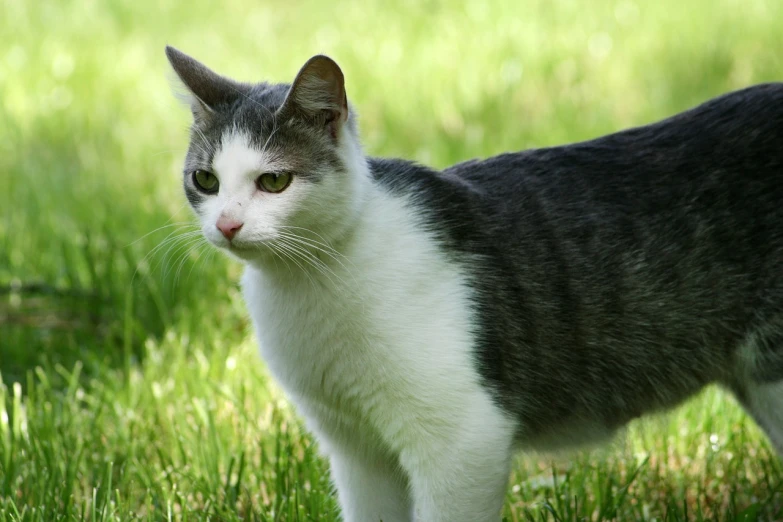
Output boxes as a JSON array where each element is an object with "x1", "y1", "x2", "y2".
[
  {"x1": 2, "y1": 0, "x2": 783, "y2": 519},
  {"x1": 2, "y1": 348, "x2": 780, "y2": 520}
]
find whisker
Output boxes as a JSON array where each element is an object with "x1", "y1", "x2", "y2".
[
  {"x1": 190, "y1": 143, "x2": 211, "y2": 159},
  {"x1": 126, "y1": 221, "x2": 199, "y2": 247},
  {"x1": 275, "y1": 237, "x2": 346, "y2": 289},
  {"x1": 276, "y1": 226, "x2": 356, "y2": 269},
  {"x1": 146, "y1": 230, "x2": 203, "y2": 263},
  {"x1": 262, "y1": 242, "x2": 291, "y2": 277},
  {"x1": 276, "y1": 229, "x2": 345, "y2": 256},
  {"x1": 277, "y1": 231, "x2": 355, "y2": 277},
  {"x1": 148, "y1": 232, "x2": 204, "y2": 278},
  {"x1": 130, "y1": 229, "x2": 203, "y2": 285},
  {"x1": 277, "y1": 225, "x2": 342, "y2": 250},
  {"x1": 174, "y1": 237, "x2": 209, "y2": 286},
  {"x1": 273, "y1": 240, "x2": 319, "y2": 290},
  {"x1": 162, "y1": 235, "x2": 204, "y2": 283},
  {"x1": 275, "y1": 228, "x2": 361, "y2": 292},
  {"x1": 260, "y1": 108, "x2": 280, "y2": 157},
  {"x1": 149, "y1": 148, "x2": 186, "y2": 158},
  {"x1": 194, "y1": 127, "x2": 216, "y2": 155},
  {"x1": 276, "y1": 235, "x2": 350, "y2": 286},
  {"x1": 226, "y1": 83, "x2": 268, "y2": 112},
  {"x1": 184, "y1": 241, "x2": 209, "y2": 282}
]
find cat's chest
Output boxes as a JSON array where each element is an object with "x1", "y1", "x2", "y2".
[
  {"x1": 242, "y1": 269, "x2": 397, "y2": 412},
  {"x1": 240, "y1": 251, "x2": 480, "y2": 436}
]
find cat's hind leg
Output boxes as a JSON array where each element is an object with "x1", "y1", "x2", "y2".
[
  {"x1": 735, "y1": 379, "x2": 783, "y2": 455},
  {"x1": 732, "y1": 328, "x2": 783, "y2": 455}
]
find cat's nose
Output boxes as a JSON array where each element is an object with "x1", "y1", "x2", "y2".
[{"x1": 216, "y1": 217, "x2": 243, "y2": 240}]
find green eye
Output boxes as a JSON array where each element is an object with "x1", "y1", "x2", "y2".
[
  {"x1": 257, "y1": 172, "x2": 292, "y2": 193},
  {"x1": 192, "y1": 169, "x2": 219, "y2": 193}
]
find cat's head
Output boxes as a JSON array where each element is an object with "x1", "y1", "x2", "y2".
[{"x1": 165, "y1": 47, "x2": 367, "y2": 266}]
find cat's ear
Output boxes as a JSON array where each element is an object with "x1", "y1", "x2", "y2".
[
  {"x1": 165, "y1": 46, "x2": 244, "y2": 122},
  {"x1": 281, "y1": 55, "x2": 348, "y2": 137}
]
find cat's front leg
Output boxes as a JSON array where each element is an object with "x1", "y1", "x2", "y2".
[
  {"x1": 397, "y1": 405, "x2": 516, "y2": 522},
  {"x1": 321, "y1": 438, "x2": 412, "y2": 522}
]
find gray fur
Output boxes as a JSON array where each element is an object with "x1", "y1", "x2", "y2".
[{"x1": 371, "y1": 85, "x2": 783, "y2": 450}]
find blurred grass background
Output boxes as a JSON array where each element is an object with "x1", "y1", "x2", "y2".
[{"x1": 1, "y1": 0, "x2": 782, "y2": 520}]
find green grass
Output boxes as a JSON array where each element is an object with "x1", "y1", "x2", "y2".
[{"x1": 2, "y1": 0, "x2": 783, "y2": 519}]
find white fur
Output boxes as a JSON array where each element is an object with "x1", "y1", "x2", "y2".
[
  {"x1": 204, "y1": 127, "x2": 517, "y2": 521},
  {"x1": 199, "y1": 129, "x2": 300, "y2": 258}
]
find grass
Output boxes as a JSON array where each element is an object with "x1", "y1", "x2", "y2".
[{"x1": 1, "y1": 0, "x2": 782, "y2": 519}]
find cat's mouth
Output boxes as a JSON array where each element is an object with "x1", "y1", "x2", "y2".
[
  {"x1": 221, "y1": 240, "x2": 256, "y2": 253},
  {"x1": 214, "y1": 238, "x2": 272, "y2": 261},
  {"x1": 214, "y1": 242, "x2": 261, "y2": 263},
  {"x1": 208, "y1": 231, "x2": 282, "y2": 261}
]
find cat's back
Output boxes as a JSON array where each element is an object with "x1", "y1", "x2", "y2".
[
  {"x1": 374, "y1": 83, "x2": 783, "y2": 230},
  {"x1": 373, "y1": 82, "x2": 783, "y2": 277},
  {"x1": 453, "y1": 82, "x2": 783, "y2": 287},
  {"x1": 449, "y1": 82, "x2": 783, "y2": 198}
]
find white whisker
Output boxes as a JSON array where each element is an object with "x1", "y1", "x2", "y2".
[
  {"x1": 194, "y1": 127, "x2": 216, "y2": 155},
  {"x1": 275, "y1": 237, "x2": 347, "y2": 289},
  {"x1": 277, "y1": 231, "x2": 355, "y2": 279},
  {"x1": 126, "y1": 221, "x2": 198, "y2": 247},
  {"x1": 174, "y1": 237, "x2": 209, "y2": 286},
  {"x1": 160, "y1": 234, "x2": 204, "y2": 283},
  {"x1": 273, "y1": 240, "x2": 319, "y2": 290},
  {"x1": 148, "y1": 232, "x2": 202, "y2": 275},
  {"x1": 130, "y1": 228, "x2": 203, "y2": 285}
]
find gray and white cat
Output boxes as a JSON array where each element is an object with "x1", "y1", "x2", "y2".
[{"x1": 165, "y1": 46, "x2": 783, "y2": 521}]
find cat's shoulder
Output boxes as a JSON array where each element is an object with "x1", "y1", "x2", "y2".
[{"x1": 368, "y1": 157, "x2": 476, "y2": 196}]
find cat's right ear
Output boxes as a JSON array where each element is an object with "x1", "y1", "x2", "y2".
[{"x1": 165, "y1": 46, "x2": 244, "y2": 122}]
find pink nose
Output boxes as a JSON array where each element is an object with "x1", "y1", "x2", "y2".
[{"x1": 216, "y1": 218, "x2": 243, "y2": 240}]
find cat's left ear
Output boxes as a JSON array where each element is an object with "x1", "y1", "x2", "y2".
[{"x1": 281, "y1": 55, "x2": 348, "y2": 138}]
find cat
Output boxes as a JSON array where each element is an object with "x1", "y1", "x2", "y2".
[{"x1": 165, "y1": 45, "x2": 783, "y2": 522}]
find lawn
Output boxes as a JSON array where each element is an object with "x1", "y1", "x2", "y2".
[{"x1": 1, "y1": 0, "x2": 782, "y2": 520}]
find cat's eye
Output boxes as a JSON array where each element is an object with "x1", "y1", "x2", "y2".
[
  {"x1": 257, "y1": 172, "x2": 292, "y2": 193},
  {"x1": 192, "y1": 169, "x2": 219, "y2": 194}
]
